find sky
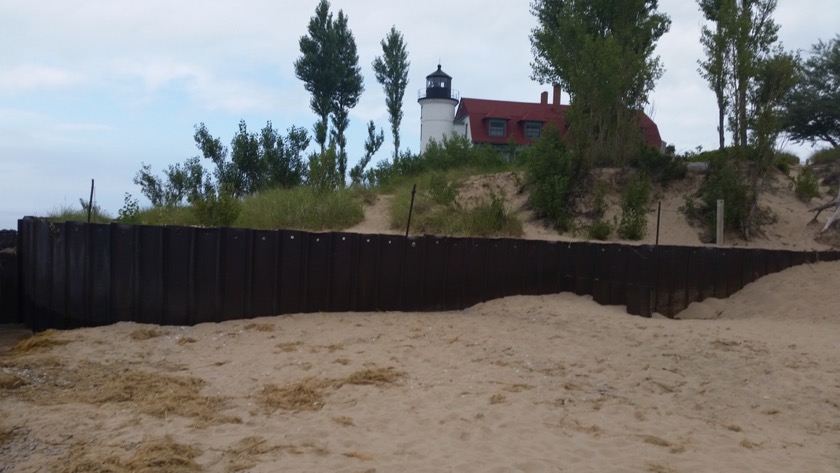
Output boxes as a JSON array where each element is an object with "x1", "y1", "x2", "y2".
[{"x1": 1, "y1": 0, "x2": 838, "y2": 230}]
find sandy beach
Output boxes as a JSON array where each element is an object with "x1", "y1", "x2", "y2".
[{"x1": 2, "y1": 258, "x2": 838, "y2": 472}]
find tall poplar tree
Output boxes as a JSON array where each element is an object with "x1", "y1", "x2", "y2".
[
  {"x1": 372, "y1": 26, "x2": 410, "y2": 162},
  {"x1": 295, "y1": 0, "x2": 336, "y2": 154},
  {"x1": 295, "y1": 0, "x2": 363, "y2": 187},
  {"x1": 697, "y1": 0, "x2": 780, "y2": 148},
  {"x1": 698, "y1": 0, "x2": 736, "y2": 150},
  {"x1": 330, "y1": 10, "x2": 364, "y2": 186}
]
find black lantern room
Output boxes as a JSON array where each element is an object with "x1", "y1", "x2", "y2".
[{"x1": 423, "y1": 64, "x2": 454, "y2": 100}]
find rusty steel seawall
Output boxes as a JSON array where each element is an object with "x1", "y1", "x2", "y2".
[{"x1": 15, "y1": 217, "x2": 840, "y2": 331}]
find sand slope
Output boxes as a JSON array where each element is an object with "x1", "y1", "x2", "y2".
[{"x1": 1, "y1": 261, "x2": 838, "y2": 472}]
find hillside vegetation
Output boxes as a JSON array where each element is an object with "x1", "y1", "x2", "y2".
[{"x1": 48, "y1": 137, "x2": 840, "y2": 250}]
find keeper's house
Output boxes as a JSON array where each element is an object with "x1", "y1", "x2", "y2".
[{"x1": 418, "y1": 64, "x2": 664, "y2": 153}]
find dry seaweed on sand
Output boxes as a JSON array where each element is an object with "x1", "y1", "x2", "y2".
[
  {"x1": 10, "y1": 330, "x2": 71, "y2": 354},
  {"x1": 340, "y1": 367, "x2": 405, "y2": 386},
  {"x1": 55, "y1": 435, "x2": 202, "y2": 473},
  {"x1": 129, "y1": 327, "x2": 164, "y2": 340},
  {"x1": 4, "y1": 359, "x2": 238, "y2": 426},
  {"x1": 258, "y1": 366, "x2": 406, "y2": 412},
  {"x1": 259, "y1": 378, "x2": 330, "y2": 412}
]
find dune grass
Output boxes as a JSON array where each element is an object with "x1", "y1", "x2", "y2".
[
  {"x1": 388, "y1": 169, "x2": 523, "y2": 237},
  {"x1": 46, "y1": 186, "x2": 365, "y2": 231},
  {"x1": 235, "y1": 186, "x2": 364, "y2": 230}
]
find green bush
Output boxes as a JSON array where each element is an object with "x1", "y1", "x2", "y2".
[
  {"x1": 617, "y1": 172, "x2": 651, "y2": 240},
  {"x1": 117, "y1": 193, "x2": 141, "y2": 224},
  {"x1": 389, "y1": 175, "x2": 522, "y2": 237},
  {"x1": 774, "y1": 152, "x2": 799, "y2": 175},
  {"x1": 587, "y1": 219, "x2": 612, "y2": 240},
  {"x1": 191, "y1": 188, "x2": 241, "y2": 227},
  {"x1": 630, "y1": 146, "x2": 687, "y2": 185},
  {"x1": 523, "y1": 123, "x2": 587, "y2": 231},
  {"x1": 681, "y1": 148, "x2": 751, "y2": 235},
  {"x1": 794, "y1": 166, "x2": 820, "y2": 201},
  {"x1": 367, "y1": 135, "x2": 509, "y2": 188},
  {"x1": 462, "y1": 192, "x2": 523, "y2": 237}
]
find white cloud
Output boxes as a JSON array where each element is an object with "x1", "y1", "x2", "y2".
[{"x1": 0, "y1": 64, "x2": 85, "y2": 94}]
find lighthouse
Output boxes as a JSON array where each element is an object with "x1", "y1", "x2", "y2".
[{"x1": 418, "y1": 64, "x2": 460, "y2": 153}]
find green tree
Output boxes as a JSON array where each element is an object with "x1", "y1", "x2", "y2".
[
  {"x1": 308, "y1": 142, "x2": 341, "y2": 192},
  {"x1": 350, "y1": 121, "x2": 385, "y2": 186},
  {"x1": 698, "y1": 0, "x2": 780, "y2": 148},
  {"x1": 784, "y1": 35, "x2": 840, "y2": 148},
  {"x1": 698, "y1": 0, "x2": 736, "y2": 150},
  {"x1": 194, "y1": 123, "x2": 234, "y2": 190},
  {"x1": 329, "y1": 9, "x2": 364, "y2": 186},
  {"x1": 134, "y1": 156, "x2": 208, "y2": 207},
  {"x1": 230, "y1": 119, "x2": 263, "y2": 195},
  {"x1": 261, "y1": 123, "x2": 309, "y2": 188},
  {"x1": 295, "y1": 0, "x2": 337, "y2": 153},
  {"x1": 295, "y1": 0, "x2": 363, "y2": 187},
  {"x1": 530, "y1": 0, "x2": 671, "y2": 165},
  {"x1": 372, "y1": 26, "x2": 410, "y2": 162}
]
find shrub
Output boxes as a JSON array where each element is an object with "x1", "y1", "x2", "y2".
[
  {"x1": 794, "y1": 166, "x2": 820, "y2": 201},
  {"x1": 587, "y1": 220, "x2": 612, "y2": 240},
  {"x1": 681, "y1": 148, "x2": 751, "y2": 235},
  {"x1": 366, "y1": 136, "x2": 509, "y2": 188},
  {"x1": 630, "y1": 146, "x2": 687, "y2": 185},
  {"x1": 191, "y1": 188, "x2": 241, "y2": 227},
  {"x1": 117, "y1": 193, "x2": 141, "y2": 224},
  {"x1": 524, "y1": 123, "x2": 587, "y2": 231},
  {"x1": 617, "y1": 172, "x2": 651, "y2": 240},
  {"x1": 774, "y1": 152, "x2": 799, "y2": 175},
  {"x1": 462, "y1": 192, "x2": 523, "y2": 237}
]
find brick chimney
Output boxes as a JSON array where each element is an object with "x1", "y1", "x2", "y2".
[
  {"x1": 552, "y1": 85, "x2": 561, "y2": 111},
  {"x1": 540, "y1": 91, "x2": 548, "y2": 105}
]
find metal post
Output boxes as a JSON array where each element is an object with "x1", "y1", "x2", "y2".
[
  {"x1": 655, "y1": 201, "x2": 661, "y2": 246},
  {"x1": 87, "y1": 179, "x2": 95, "y2": 223},
  {"x1": 716, "y1": 199, "x2": 724, "y2": 245},
  {"x1": 405, "y1": 184, "x2": 417, "y2": 238}
]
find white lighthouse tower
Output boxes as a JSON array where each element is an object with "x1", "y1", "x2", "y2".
[{"x1": 418, "y1": 64, "x2": 460, "y2": 153}]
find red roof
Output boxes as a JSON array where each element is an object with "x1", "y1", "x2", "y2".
[{"x1": 454, "y1": 97, "x2": 663, "y2": 149}]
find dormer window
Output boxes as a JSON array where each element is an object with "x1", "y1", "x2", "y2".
[
  {"x1": 524, "y1": 121, "x2": 542, "y2": 139},
  {"x1": 488, "y1": 119, "x2": 507, "y2": 138}
]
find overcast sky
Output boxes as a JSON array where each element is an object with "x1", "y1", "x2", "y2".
[{"x1": 1, "y1": 0, "x2": 838, "y2": 229}]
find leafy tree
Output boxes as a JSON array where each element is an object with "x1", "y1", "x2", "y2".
[
  {"x1": 530, "y1": 0, "x2": 671, "y2": 165},
  {"x1": 295, "y1": 0, "x2": 363, "y2": 187},
  {"x1": 350, "y1": 121, "x2": 385, "y2": 186},
  {"x1": 372, "y1": 26, "x2": 410, "y2": 162},
  {"x1": 308, "y1": 142, "x2": 341, "y2": 192},
  {"x1": 784, "y1": 35, "x2": 840, "y2": 148},
  {"x1": 134, "y1": 156, "x2": 208, "y2": 207},
  {"x1": 698, "y1": 0, "x2": 736, "y2": 150},
  {"x1": 329, "y1": 9, "x2": 364, "y2": 186},
  {"x1": 194, "y1": 123, "x2": 234, "y2": 190},
  {"x1": 261, "y1": 123, "x2": 309, "y2": 188},
  {"x1": 230, "y1": 119, "x2": 263, "y2": 195},
  {"x1": 295, "y1": 0, "x2": 336, "y2": 153},
  {"x1": 697, "y1": 0, "x2": 780, "y2": 148}
]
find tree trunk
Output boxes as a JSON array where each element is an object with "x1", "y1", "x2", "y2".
[{"x1": 809, "y1": 187, "x2": 840, "y2": 233}]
